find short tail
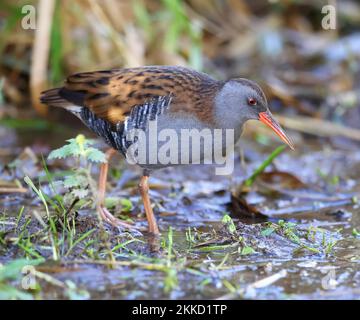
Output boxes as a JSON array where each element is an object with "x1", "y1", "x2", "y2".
[{"x1": 40, "y1": 88, "x2": 72, "y2": 108}]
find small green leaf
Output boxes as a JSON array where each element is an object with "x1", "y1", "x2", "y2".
[
  {"x1": 71, "y1": 189, "x2": 89, "y2": 199},
  {"x1": 48, "y1": 135, "x2": 106, "y2": 163},
  {"x1": 63, "y1": 175, "x2": 80, "y2": 188},
  {"x1": 48, "y1": 138, "x2": 81, "y2": 159},
  {"x1": 63, "y1": 174, "x2": 88, "y2": 189},
  {"x1": 104, "y1": 197, "x2": 119, "y2": 209},
  {"x1": 240, "y1": 246, "x2": 255, "y2": 255},
  {"x1": 85, "y1": 148, "x2": 107, "y2": 163},
  {"x1": 352, "y1": 228, "x2": 360, "y2": 237},
  {"x1": 48, "y1": 145, "x2": 73, "y2": 159},
  {"x1": 221, "y1": 214, "x2": 236, "y2": 234},
  {"x1": 284, "y1": 222, "x2": 297, "y2": 229},
  {"x1": 285, "y1": 230, "x2": 301, "y2": 245},
  {"x1": 261, "y1": 228, "x2": 275, "y2": 236},
  {"x1": 120, "y1": 199, "x2": 133, "y2": 212},
  {"x1": 105, "y1": 198, "x2": 133, "y2": 212}
]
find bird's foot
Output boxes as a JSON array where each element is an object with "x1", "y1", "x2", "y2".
[{"x1": 98, "y1": 205, "x2": 141, "y2": 232}]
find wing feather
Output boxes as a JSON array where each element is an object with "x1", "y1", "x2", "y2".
[{"x1": 41, "y1": 66, "x2": 221, "y2": 126}]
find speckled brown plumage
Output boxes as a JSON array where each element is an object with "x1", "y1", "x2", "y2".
[{"x1": 42, "y1": 66, "x2": 223, "y2": 126}]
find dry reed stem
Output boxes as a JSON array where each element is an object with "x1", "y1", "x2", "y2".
[
  {"x1": 30, "y1": 0, "x2": 56, "y2": 116},
  {"x1": 0, "y1": 187, "x2": 28, "y2": 193},
  {"x1": 277, "y1": 115, "x2": 360, "y2": 141}
]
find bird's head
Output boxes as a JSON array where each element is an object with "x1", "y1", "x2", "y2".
[{"x1": 215, "y1": 78, "x2": 294, "y2": 149}]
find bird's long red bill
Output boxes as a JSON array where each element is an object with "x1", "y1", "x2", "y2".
[{"x1": 259, "y1": 111, "x2": 294, "y2": 150}]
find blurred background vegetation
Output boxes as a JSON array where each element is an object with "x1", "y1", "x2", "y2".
[{"x1": 0, "y1": 0, "x2": 360, "y2": 148}]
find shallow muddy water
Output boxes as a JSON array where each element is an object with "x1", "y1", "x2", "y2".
[{"x1": 0, "y1": 124, "x2": 359, "y2": 300}]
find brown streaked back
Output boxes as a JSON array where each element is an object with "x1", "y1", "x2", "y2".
[{"x1": 41, "y1": 66, "x2": 223, "y2": 125}]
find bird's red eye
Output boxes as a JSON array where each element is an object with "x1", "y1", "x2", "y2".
[{"x1": 248, "y1": 98, "x2": 257, "y2": 106}]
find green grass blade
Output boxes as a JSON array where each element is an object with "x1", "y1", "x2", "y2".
[{"x1": 244, "y1": 145, "x2": 286, "y2": 187}]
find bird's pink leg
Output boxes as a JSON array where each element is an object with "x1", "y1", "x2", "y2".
[
  {"x1": 98, "y1": 148, "x2": 116, "y2": 207},
  {"x1": 97, "y1": 148, "x2": 137, "y2": 230},
  {"x1": 139, "y1": 174, "x2": 159, "y2": 235}
]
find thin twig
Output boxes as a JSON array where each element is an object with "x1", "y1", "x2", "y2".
[
  {"x1": 247, "y1": 269, "x2": 287, "y2": 289},
  {"x1": 216, "y1": 269, "x2": 287, "y2": 300}
]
